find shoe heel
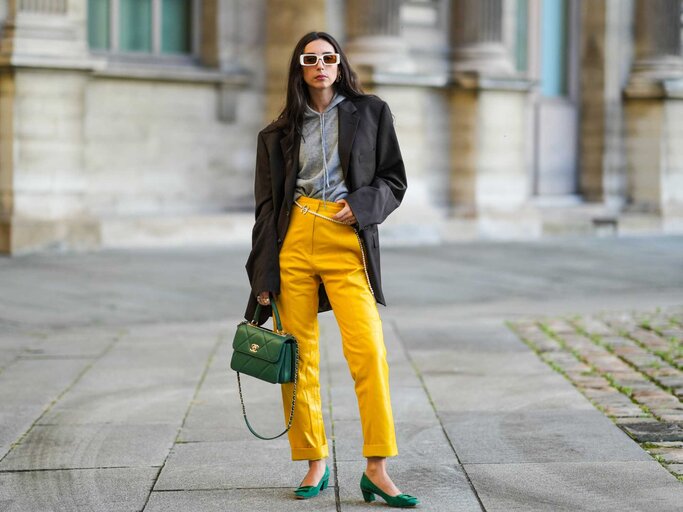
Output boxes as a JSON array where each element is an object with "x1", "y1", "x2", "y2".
[
  {"x1": 361, "y1": 489, "x2": 375, "y2": 502},
  {"x1": 321, "y1": 478, "x2": 329, "y2": 491}
]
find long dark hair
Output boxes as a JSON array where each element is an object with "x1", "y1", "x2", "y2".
[{"x1": 277, "y1": 32, "x2": 365, "y2": 153}]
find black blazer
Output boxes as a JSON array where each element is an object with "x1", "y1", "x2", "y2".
[{"x1": 244, "y1": 94, "x2": 407, "y2": 325}]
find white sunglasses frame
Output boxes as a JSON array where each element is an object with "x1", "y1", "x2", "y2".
[{"x1": 299, "y1": 53, "x2": 340, "y2": 67}]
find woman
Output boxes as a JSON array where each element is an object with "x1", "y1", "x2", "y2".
[{"x1": 244, "y1": 31, "x2": 417, "y2": 508}]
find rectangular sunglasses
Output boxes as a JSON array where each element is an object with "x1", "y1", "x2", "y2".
[{"x1": 299, "y1": 53, "x2": 340, "y2": 66}]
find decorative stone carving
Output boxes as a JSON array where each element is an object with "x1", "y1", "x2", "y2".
[{"x1": 18, "y1": 0, "x2": 67, "y2": 14}]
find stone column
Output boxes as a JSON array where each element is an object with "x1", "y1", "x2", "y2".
[
  {"x1": 447, "y1": 0, "x2": 532, "y2": 236},
  {"x1": 578, "y1": 0, "x2": 632, "y2": 206},
  {"x1": 449, "y1": 0, "x2": 515, "y2": 77},
  {"x1": 342, "y1": 1, "x2": 446, "y2": 244},
  {"x1": 624, "y1": 0, "x2": 683, "y2": 231},
  {"x1": 0, "y1": 72, "x2": 15, "y2": 253},
  {"x1": 0, "y1": 0, "x2": 94, "y2": 254},
  {"x1": 344, "y1": 0, "x2": 414, "y2": 79},
  {"x1": 264, "y1": 0, "x2": 327, "y2": 122}
]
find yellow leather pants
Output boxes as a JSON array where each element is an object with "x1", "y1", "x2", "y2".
[{"x1": 276, "y1": 196, "x2": 398, "y2": 461}]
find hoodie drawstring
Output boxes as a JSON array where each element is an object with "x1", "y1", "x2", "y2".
[{"x1": 320, "y1": 111, "x2": 329, "y2": 207}]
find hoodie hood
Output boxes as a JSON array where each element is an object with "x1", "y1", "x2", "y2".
[
  {"x1": 304, "y1": 92, "x2": 346, "y2": 118},
  {"x1": 296, "y1": 93, "x2": 348, "y2": 205}
]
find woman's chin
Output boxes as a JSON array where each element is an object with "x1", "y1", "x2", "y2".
[{"x1": 307, "y1": 80, "x2": 332, "y2": 90}]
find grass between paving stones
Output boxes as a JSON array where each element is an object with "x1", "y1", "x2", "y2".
[
  {"x1": 508, "y1": 310, "x2": 683, "y2": 483},
  {"x1": 570, "y1": 324, "x2": 678, "y2": 397},
  {"x1": 626, "y1": 315, "x2": 683, "y2": 371},
  {"x1": 641, "y1": 442, "x2": 683, "y2": 482},
  {"x1": 628, "y1": 329, "x2": 682, "y2": 372},
  {"x1": 535, "y1": 322, "x2": 655, "y2": 419},
  {"x1": 550, "y1": 319, "x2": 683, "y2": 422}
]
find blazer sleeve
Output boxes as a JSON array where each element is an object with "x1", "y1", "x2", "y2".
[
  {"x1": 344, "y1": 101, "x2": 407, "y2": 231},
  {"x1": 244, "y1": 131, "x2": 280, "y2": 297}
]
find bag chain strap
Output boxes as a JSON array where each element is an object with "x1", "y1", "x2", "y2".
[
  {"x1": 236, "y1": 341, "x2": 299, "y2": 440},
  {"x1": 293, "y1": 200, "x2": 374, "y2": 297}
]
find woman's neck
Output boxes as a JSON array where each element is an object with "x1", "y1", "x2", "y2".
[{"x1": 307, "y1": 87, "x2": 335, "y2": 113}]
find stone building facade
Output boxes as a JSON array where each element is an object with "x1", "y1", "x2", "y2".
[{"x1": 0, "y1": 0, "x2": 681, "y2": 254}]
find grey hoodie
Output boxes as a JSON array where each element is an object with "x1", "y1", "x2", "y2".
[{"x1": 294, "y1": 93, "x2": 349, "y2": 205}]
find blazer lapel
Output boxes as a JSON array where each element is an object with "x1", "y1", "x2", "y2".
[
  {"x1": 281, "y1": 129, "x2": 301, "y2": 206},
  {"x1": 338, "y1": 100, "x2": 359, "y2": 180}
]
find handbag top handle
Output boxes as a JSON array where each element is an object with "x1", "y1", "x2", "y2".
[{"x1": 251, "y1": 296, "x2": 285, "y2": 333}]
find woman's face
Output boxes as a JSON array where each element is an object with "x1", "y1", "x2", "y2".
[{"x1": 301, "y1": 39, "x2": 339, "y2": 92}]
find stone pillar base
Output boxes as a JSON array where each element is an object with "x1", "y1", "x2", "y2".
[
  {"x1": 450, "y1": 43, "x2": 515, "y2": 76},
  {"x1": 0, "y1": 213, "x2": 257, "y2": 255},
  {"x1": 345, "y1": 35, "x2": 416, "y2": 78},
  {"x1": 0, "y1": 216, "x2": 100, "y2": 255},
  {"x1": 623, "y1": 86, "x2": 683, "y2": 222},
  {"x1": 0, "y1": 218, "x2": 9, "y2": 253}
]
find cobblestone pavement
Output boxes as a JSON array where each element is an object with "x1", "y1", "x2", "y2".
[{"x1": 509, "y1": 305, "x2": 683, "y2": 481}]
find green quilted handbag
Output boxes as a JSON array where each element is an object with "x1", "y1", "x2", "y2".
[{"x1": 230, "y1": 297, "x2": 298, "y2": 440}]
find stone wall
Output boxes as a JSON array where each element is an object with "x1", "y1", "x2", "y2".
[
  {"x1": 1, "y1": 0, "x2": 267, "y2": 253},
  {"x1": 82, "y1": 77, "x2": 259, "y2": 216}
]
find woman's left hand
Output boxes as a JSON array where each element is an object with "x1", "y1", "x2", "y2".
[{"x1": 332, "y1": 199, "x2": 357, "y2": 225}]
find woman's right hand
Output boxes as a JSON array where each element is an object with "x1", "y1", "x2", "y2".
[{"x1": 256, "y1": 291, "x2": 273, "y2": 305}]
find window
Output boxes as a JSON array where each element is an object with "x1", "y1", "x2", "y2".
[
  {"x1": 540, "y1": 0, "x2": 569, "y2": 97},
  {"x1": 87, "y1": 0, "x2": 197, "y2": 57}
]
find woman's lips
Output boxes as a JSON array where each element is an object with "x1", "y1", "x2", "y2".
[{"x1": 315, "y1": 75, "x2": 327, "y2": 80}]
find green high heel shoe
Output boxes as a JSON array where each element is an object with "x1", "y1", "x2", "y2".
[
  {"x1": 294, "y1": 465, "x2": 330, "y2": 499},
  {"x1": 360, "y1": 473, "x2": 419, "y2": 508}
]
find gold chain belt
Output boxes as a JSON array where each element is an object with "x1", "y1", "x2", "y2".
[{"x1": 293, "y1": 200, "x2": 375, "y2": 298}]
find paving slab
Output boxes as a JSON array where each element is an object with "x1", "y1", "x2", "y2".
[
  {"x1": 7, "y1": 326, "x2": 124, "y2": 358},
  {"x1": 37, "y1": 383, "x2": 201, "y2": 425},
  {"x1": 440, "y1": 409, "x2": 653, "y2": 464},
  {"x1": 0, "y1": 424, "x2": 178, "y2": 470},
  {"x1": 608, "y1": 420, "x2": 683, "y2": 444},
  {"x1": 464, "y1": 461, "x2": 683, "y2": 512},
  {"x1": 0, "y1": 358, "x2": 95, "y2": 458},
  {"x1": 0, "y1": 406, "x2": 51, "y2": 463},
  {"x1": 421, "y1": 370, "x2": 595, "y2": 412},
  {"x1": 153, "y1": 440, "x2": 307, "y2": 491},
  {"x1": 0, "y1": 358, "x2": 95, "y2": 408},
  {"x1": 144, "y1": 488, "x2": 338, "y2": 512},
  {"x1": 408, "y1": 348, "x2": 565, "y2": 376},
  {"x1": 332, "y1": 419, "x2": 458, "y2": 464},
  {"x1": 34, "y1": 322, "x2": 222, "y2": 428},
  {"x1": 393, "y1": 320, "x2": 531, "y2": 353},
  {"x1": 335, "y1": 459, "x2": 482, "y2": 511},
  {"x1": 0, "y1": 467, "x2": 158, "y2": 512}
]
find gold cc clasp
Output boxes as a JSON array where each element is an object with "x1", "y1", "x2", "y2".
[{"x1": 249, "y1": 343, "x2": 260, "y2": 353}]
